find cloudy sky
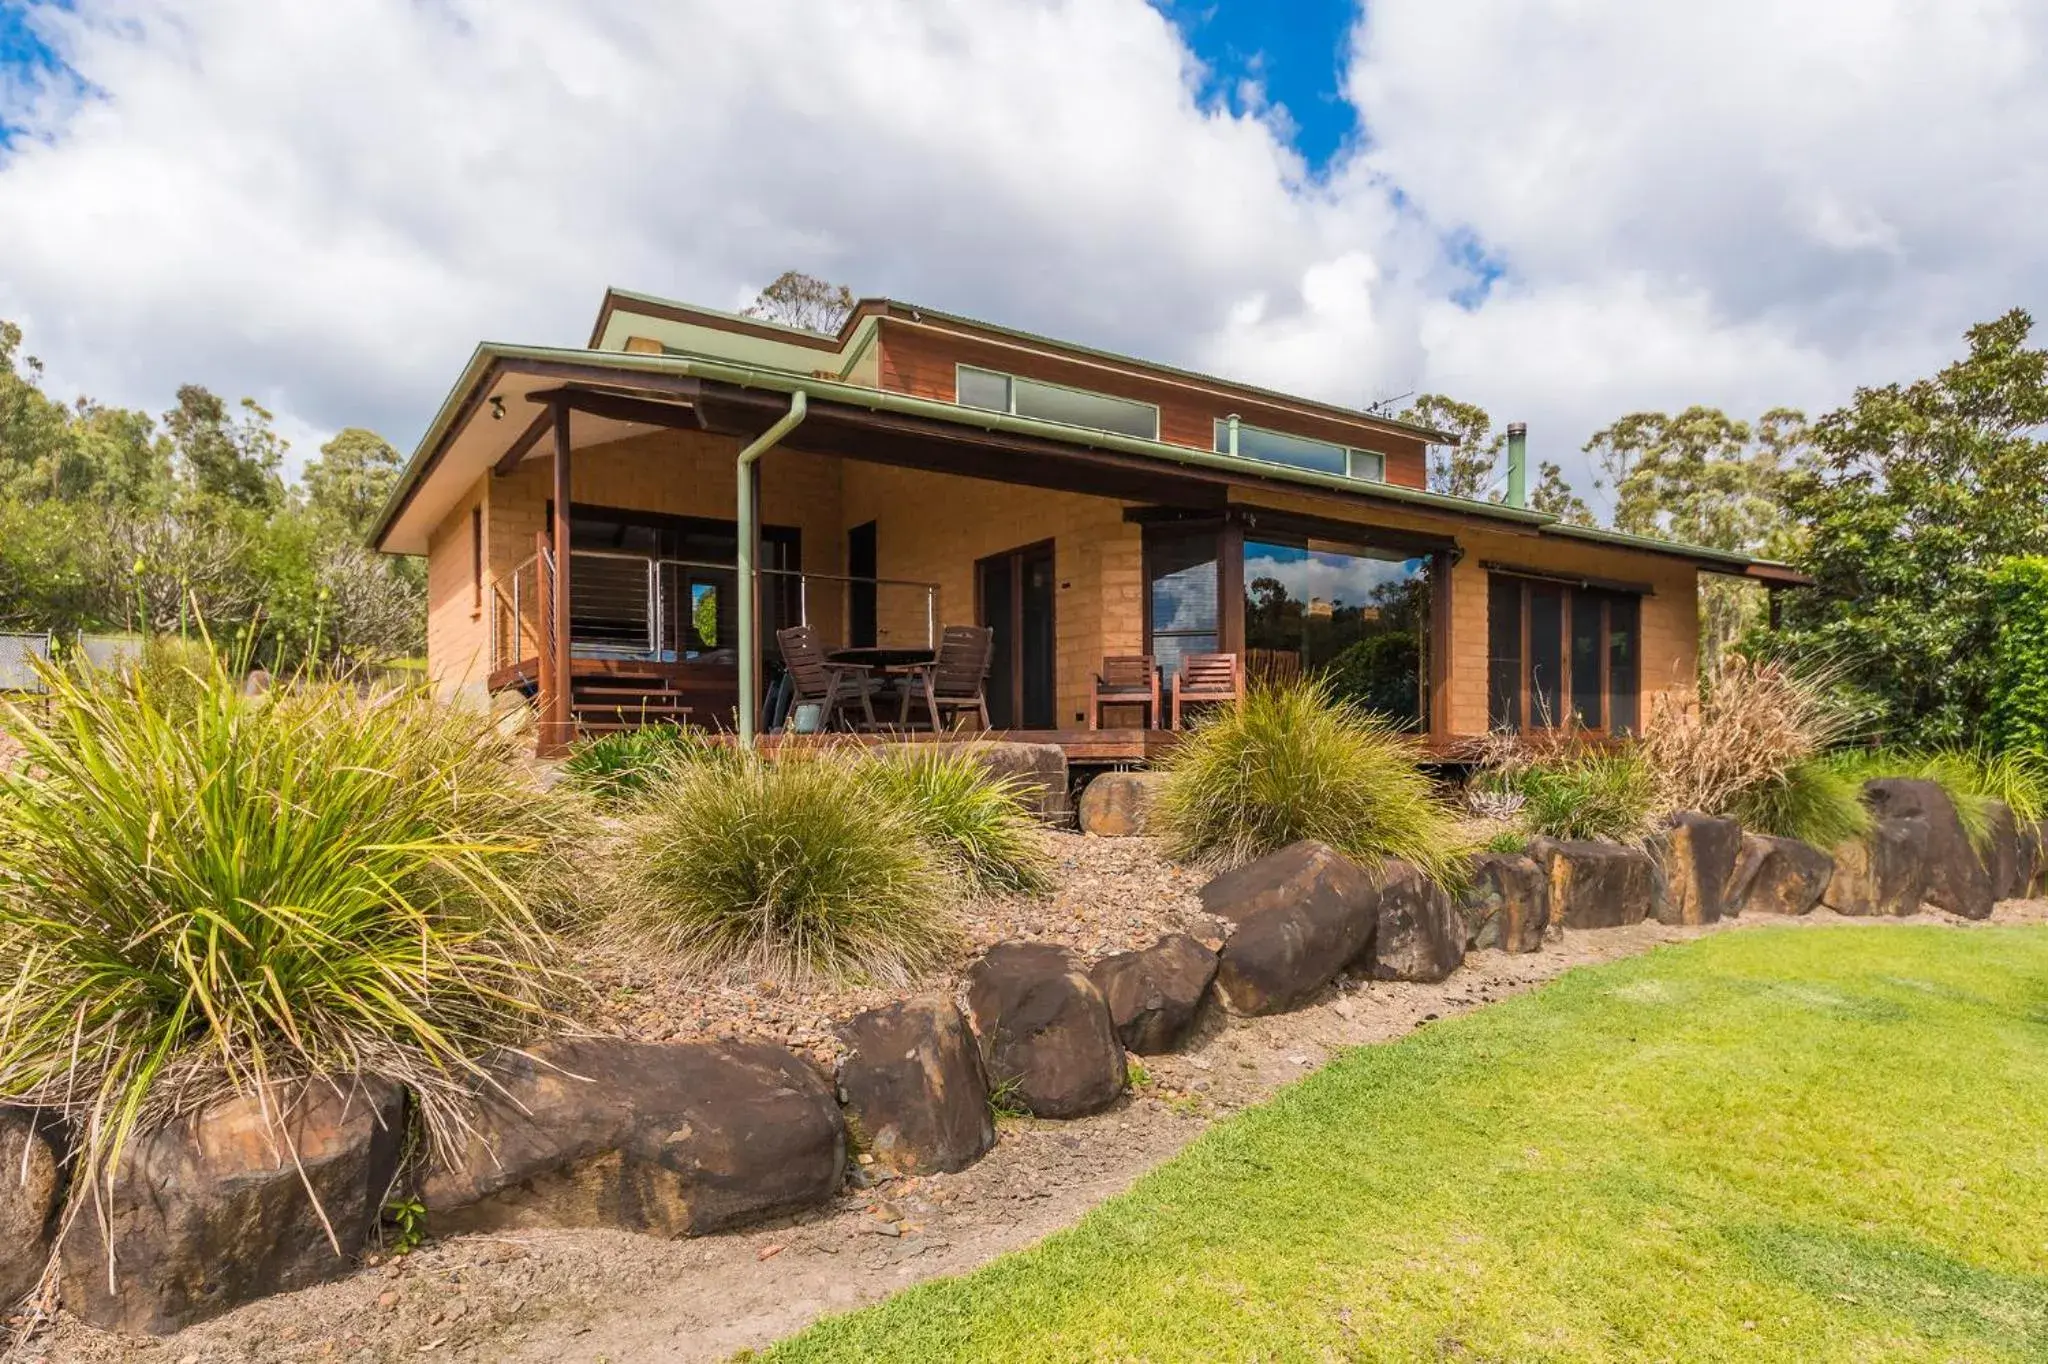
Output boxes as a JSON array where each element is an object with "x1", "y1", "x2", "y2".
[{"x1": 3, "y1": 0, "x2": 2044, "y2": 510}]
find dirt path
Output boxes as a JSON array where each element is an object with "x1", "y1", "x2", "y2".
[{"x1": 33, "y1": 903, "x2": 2048, "y2": 1364}]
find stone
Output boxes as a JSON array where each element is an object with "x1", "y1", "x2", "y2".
[
  {"x1": 1076, "y1": 771, "x2": 1169, "y2": 837},
  {"x1": 1822, "y1": 816, "x2": 1930, "y2": 917},
  {"x1": 60, "y1": 1078, "x2": 403, "y2": 1335},
  {"x1": 1649, "y1": 812, "x2": 1743, "y2": 925},
  {"x1": 1529, "y1": 838, "x2": 1660, "y2": 930},
  {"x1": 1981, "y1": 799, "x2": 2026, "y2": 901},
  {"x1": 881, "y1": 741, "x2": 1071, "y2": 824},
  {"x1": 963, "y1": 942, "x2": 1125, "y2": 1118},
  {"x1": 1863, "y1": 779, "x2": 1994, "y2": 919},
  {"x1": 2025, "y1": 821, "x2": 2048, "y2": 897},
  {"x1": 1457, "y1": 852, "x2": 1550, "y2": 953},
  {"x1": 1089, "y1": 933, "x2": 1218, "y2": 1053},
  {"x1": 0, "y1": 1108, "x2": 61, "y2": 1306},
  {"x1": 1199, "y1": 841, "x2": 1380, "y2": 1015},
  {"x1": 1728, "y1": 833, "x2": 1834, "y2": 917},
  {"x1": 423, "y1": 1038, "x2": 844, "y2": 1239},
  {"x1": 836, "y1": 997, "x2": 993, "y2": 1176},
  {"x1": 1368, "y1": 860, "x2": 1466, "y2": 982}
]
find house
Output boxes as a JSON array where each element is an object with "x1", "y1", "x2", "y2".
[{"x1": 368, "y1": 288, "x2": 1802, "y2": 757}]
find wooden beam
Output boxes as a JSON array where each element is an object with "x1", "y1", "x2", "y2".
[
  {"x1": 524, "y1": 381, "x2": 707, "y2": 431},
  {"x1": 493, "y1": 408, "x2": 554, "y2": 476},
  {"x1": 543, "y1": 404, "x2": 575, "y2": 757}
]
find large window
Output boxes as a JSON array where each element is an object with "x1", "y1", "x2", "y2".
[
  {"x1": 1214, "y1": 419, "x2": 1386, "y2": 483},
  {"x1": 1243, "y1": 538, "x2": 1432, "y2": 730},
  {"x1": 1486, "y1": 573, "x2": 1641, "y2": 734},
  {"x1": 1144, "y1": 531, "x2": 1221, "y2": 683},
  {"x1": 956, "y1": 365, "x2": 1159, "y2": 439}
]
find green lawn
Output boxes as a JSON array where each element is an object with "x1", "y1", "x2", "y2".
[{"x1": 766, "y1": 926, "x2": 2048, "y2": 1363}]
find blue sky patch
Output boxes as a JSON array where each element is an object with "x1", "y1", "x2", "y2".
[{"x1": 1160, "y1": 0, "x2": 1360, "y2": 172}]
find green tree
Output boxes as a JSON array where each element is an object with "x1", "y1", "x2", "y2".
[
  {"x1": 300, "y1": 427, "x2": 403, "y2": 536},
  {"x1": 166, "y1": 385, "x2": 286, "y2": 510},
  {"x1": 1530, "y1": 461, "x2": 1593, "y2": 525},
  {"x1": 1407, "y1": 393, "x2": 1502, "y2": 499},
  {"x1": 744, "y1": 270, "x2": 856, "y2": 334},
  {"x1": 1776, "y1": 308, "x2": 2048, "y2": 748}
]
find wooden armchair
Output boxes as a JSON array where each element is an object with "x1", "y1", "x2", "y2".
[
  {"x1": 1170, "y1": 651, "x2": 1243, "y2": 729},
  {"x1": 1090, "y1": 655, "x2": 1160, "y2": 730},
  {"x1": 901, "y1": 625, "x2": 994, "y2": 731},
  {"x1": 775, "y1": 625, "x2": 877, "y2": 731}
]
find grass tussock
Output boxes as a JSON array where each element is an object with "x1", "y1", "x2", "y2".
[
  {"x1": 1640, "y1": 655, "x2": 1857, "y2": 816},
  {"x1": 561, "y1": 724, "x2": 727, "y2": 808},
  {"x1": 860, "y1": 747, "x2": 1052, "y2": 895},
  {"x1": 1826, "y1": 747, "x2": 2048, "y2": 852},
  {"x1": 1155, "y1": 678, "x2": 1467, "y2": 885},
  {"x1": 1502, "y1": 750, "x2": 1658, "y2": 843},
  {"x1": 0, "y1": 650, "x2": 578, "y2": 1195},
  {"x1": 618, "y1": 752, "x2": 958, "y2": 986},
  {"x1": 1731, "y1": 757, "x2": 1874, "y2": 849}
]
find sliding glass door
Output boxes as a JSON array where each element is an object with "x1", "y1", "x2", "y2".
[{"x1": 1242, "y1": 538, "x2": 1433, "y2": 730}]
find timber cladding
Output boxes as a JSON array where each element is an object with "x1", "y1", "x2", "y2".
[{"x1": 872, "y1": 319, "x2": 1431, "y2": 490}]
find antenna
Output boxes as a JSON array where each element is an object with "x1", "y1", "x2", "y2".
[{"x1": 1365, "y1": 390, "x2": 1415, "y2": 417}]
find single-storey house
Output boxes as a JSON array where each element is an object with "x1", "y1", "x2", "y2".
[{"x1": 368, "y1": 288, "x2": 1801, "y2": 757}]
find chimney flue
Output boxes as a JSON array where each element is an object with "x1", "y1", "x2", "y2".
[{"x1": 1505, "y1": 422, "x2": 1528, "y2": 508}]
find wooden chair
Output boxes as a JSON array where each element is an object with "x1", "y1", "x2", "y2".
[
  {"x1": 775, "y1": 625, "x2": 877, "y2": 731},
  {"x1": 901, "y1": 625, "x2": 994, "y2": 731},
  {"x1": 1090, "y1": 655, "x2": 1161, "y2": 730},
  {"x1": 1170, "y1": 651, "x2": 1243, "y2": 729},
  {"x1": 1246, "y1": 647, "x2": 1303, "y2": 690}
]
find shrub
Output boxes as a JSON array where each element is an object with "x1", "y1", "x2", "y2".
[
  {"x1": 1989, "y1": 557, "x2": 2048, "y2": 755},
  {"x1": 1830, "y1": 746, "x2": 2048, "y2": 852},
  {"x1": 1729, "y1": 756, "x2": 1872, "y2": 848},
  {"x1": 0, "y1": 652, "x2": 574, "y2": 1190},
  {"x1": 562, "y1": 724, "x2": 724, "y2": 807},
  {"x1": 1154, "y1": 678, "x2": 1466, "y2": 885},
  {"x1": 619, "y1": 753, "x2": 956, "y2": 985},
  {"x1": 1505, "y1": 751, "x2": 1658, "y2": 843},
  {"x1": 860, "y1": 747, "x2": 1052, "y2": 895},
  {"x1": 1640, "y1": 654, "x2": 1855, "y2": 817}
]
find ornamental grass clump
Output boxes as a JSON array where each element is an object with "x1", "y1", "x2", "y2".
[
  {"x1": 1639, "y1": 654, "x2": 1857, "y2": 818},
  {"x1": 1827, "y1": 746, "x2": 2048, "y2": 852},
  {"x1": 1505, "y1": 750, "x2": 1658, "y2": 843},
  {"x1": 860, "y1": 747, "x2": 1053, "y2": 895},
  {"x1": 0, "y1": 650, "x2": 579, "y2": 1196},
  {"x1": 620, "y1": 753, "x2": 957, "y2": 986},
  {"x1": 562, "y1": 723, "x2": 726, "y2": 808},
  {"x1": 1728, "y1": 756, "x2": 1873, "y2": 849},
  {"x1": 1155, "y1": 678, "x2": 1466, "y2": 885}
]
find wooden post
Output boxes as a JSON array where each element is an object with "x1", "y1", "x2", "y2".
[{"x1": 542, "y1": 404, "x2": 574, "y2": 756}]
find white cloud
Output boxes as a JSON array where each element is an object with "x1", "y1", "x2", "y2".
[{"x1": 1, "y1": 0, "x2": 2044, "y2": 496}]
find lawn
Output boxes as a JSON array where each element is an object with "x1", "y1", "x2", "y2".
[{"x1": 766, "y1": 925, "x2": 2048, "y2": 1362}]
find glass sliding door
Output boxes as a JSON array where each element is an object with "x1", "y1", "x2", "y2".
[
  {"x1": 1485, "y1": 573, "x2": 1644, "y2": 736},
  {"x1": 1241, "y1": 538, "x2": 1432, "y2": 730},
  {"x1": 1144, "y1": 531, "x2": 1221, "y2": 683}
]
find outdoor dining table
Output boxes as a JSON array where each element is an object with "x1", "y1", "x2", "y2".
[{"x1": 825, "y1": 645, "x2": 940, "y2": 728}]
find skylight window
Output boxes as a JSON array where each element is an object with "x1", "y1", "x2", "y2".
[
  {"x1": 1214, "y1": 419, "x2": 1385, "y2": 483},
  {"x1": 956, "y1": 365, "x2": 1159, "y2": 440}
]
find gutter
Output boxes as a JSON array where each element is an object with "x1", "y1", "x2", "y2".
[{"x1": 735, "y1": 391, "x2": 808, "y2": 746}]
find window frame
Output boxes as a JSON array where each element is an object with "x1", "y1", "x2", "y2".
[
  {"x1": 954, "y1": 363, "x2": 1161, "y2": 440},
  {"x1": 1212, "y1": 418, "x2": 1388, "y2": 484},
  {"x1": 1485, "y1": 570, "x2": 1644, "y2": 737}
]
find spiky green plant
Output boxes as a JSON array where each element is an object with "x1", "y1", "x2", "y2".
[
  {"x1": 1826, "y1": 747, "x2": 2048, "y2": 852},
  {"x1": 860, "y1": 747, "x2": 1053, "y2": 895},
  {"x1": 1729, "y1": 756, "x2": 1873, "y2": 849},
  {"x1": 619, "y1": 753, "x2": 956, "y2": 985},
  {"x1": 1507, "y1": 752, "x2": 1658, "y2": 844},
  {"x1": 0, "y1": 653, "x2": 578, "y2": 1201},
  {"x1": 561, "y1": 724, "x2": 725, "y2": 808},
  {"x1": 1155, "y1": 678, "x2": 1467, "y2": 885}
]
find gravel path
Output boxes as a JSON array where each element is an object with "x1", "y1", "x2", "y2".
[{"x1": 29, "y1": 863, "x2": 2048, "y2": 1364}]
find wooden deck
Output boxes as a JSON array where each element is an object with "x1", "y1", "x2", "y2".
[{"x1": 745, "y1": 727, "x2": 1181, "y2": 764}]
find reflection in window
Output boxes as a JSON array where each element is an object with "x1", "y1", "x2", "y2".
[
  {"x1": 1213, "y1": 420, "x2": 1387, "y2": 483},
  {"x1": 1243, "y1": 538, "x2": 1431, "y2": 730},
  {"x1": 1145, "y1": 532, "x2": 1219, "y2": 682},
  {"x1": 691, "y1": 583, "x2": 719, "y2": 649},
  {"x1": 957, "y1": 365, "x2": 1159, "y2": 439}
]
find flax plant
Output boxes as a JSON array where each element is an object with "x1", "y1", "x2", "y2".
[{"x1": 0, "y1": 650, "x2": 581, "y2": 1206}]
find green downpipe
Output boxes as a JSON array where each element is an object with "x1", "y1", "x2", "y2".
[{"x1": 736, "y1": 390, "x2": 808, "y2": 746}]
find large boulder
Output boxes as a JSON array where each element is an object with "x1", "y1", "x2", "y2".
[
  {"x1": 837, "y1": 997, "x2": 993, "y2": 1176},
  {"x1": 60, "y1": 1078, "x2": 403, "y2": 1335},
  {"x1": 2025, "y1": 820, "x2": 2048, "y2": 898},
  {"x1": 1200, "y1": 841, "x2": 1380, "y2": 1015},
  {"x1": 1089, "y1": 933, "x2": 1217, "y2": 1053},
  {"x1": 881, "y1": 741, "x2": 1071, "y2": 824},
  {"x1": 0, "y1": 1109, "x2": 60, "y2": 1307},
  {"x1": 1650, "y1": 813, "x2": 1742, "y2": 925},
  {"x1": 1822, "y1": 817, "x2": 1930, "y2": 917},
  {"x1": 423, "y1": 1038, "x2": 844, "y2": 1239},
  {"x1": 1529, "y1": 839, "x2": 1660, "y2": 930},
  {"x1": 1981, "y1": 799, "x2": 2026, "y2": 901},
  {"x1": 963, "y1": 943, "x2": 1125, "y2": 1118},
  {"x1": 1863, "y1": 779, "x2": 1994, "y2": 919},
  {"x1": 1077, "y1": 771, "x2": 1169, "y2": 837},
  {"x1": 1369, "y1": 861, "x2": 1466, "y2": 982},
  {"x1": 1457, "y1": 852, "x2": 1550, "y2": 953},
  {"x1": 1728, "y1": 833, "x2": 1834, "y2": 917}
]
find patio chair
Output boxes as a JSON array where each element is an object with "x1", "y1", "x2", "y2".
[
  {"x1": 1090, "y1": 655, "x2": 1161, "y2": 730},
  {"x1": 775, "y1": 625, "x2": 878, "y2": 731},
  {"x1": 1170, "y1": 651, "x2": 1243, "y2": 729},
  {"x1": 901, "y1": 625, "x2": 994, "y2": 731}
]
